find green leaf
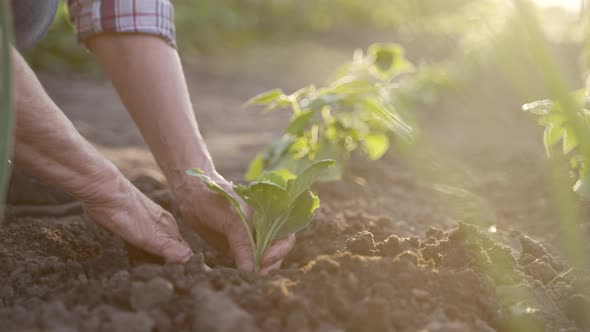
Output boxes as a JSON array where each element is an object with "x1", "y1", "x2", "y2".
[
  {"x1": 368, "y1": 43, "x2": 413, "y2": 79},
  {"x1": 259, "y1": 171, "x2": 289, "y2": 189},
  {"x1": 363, "y1": 134, "x2": 390, "y2": 160},
  {"x1": 368, "y1": 44, "x2": 400, "y2": 70},
  {"x1": 234, "y1": 182, "x2": 290, "y2": 233},
  {"x1": 542, "y1": 123, "x2": 563, "y2": 156},
  {"x1": 286, "y1": 109, "x2": 315, "y2": 136},
  {"x1": 287, "y1": 159, "x2": 335, "y2": 200},
  {"x1": 271, "y1": 155, "x2": 310, "y2": 177},
  {"x1": 275, "y1": 190, "x2": 319, "y2": 239},
  {"x1": 542, "y1": 111, "x2": 568, "y2": 126},
  {"x1": 245, "y1": 153, "x2": 265, "y2": 181},
  {"x1": 187, "y1": 169, "x2": 246, "y2": 222},
  {"x1": 246, "y1": 89, "x2": 285, "y2": 106},
  {"x1": 563, "y1": 127, "x2": 578, "y2": 154},
  {"x1": 327, "y1": 77, "x2": 378, "y2": 95},
  {"x1": 300, "y1": 95, "x2": 344, "y2": 111},
  {"x1": 186, "y1": 169, "x2": 256, "y2": 256}
]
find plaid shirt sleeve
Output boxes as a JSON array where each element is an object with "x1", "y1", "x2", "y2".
[{"x1": 67, "y1": 0, "x2": 176, "y2": 48}]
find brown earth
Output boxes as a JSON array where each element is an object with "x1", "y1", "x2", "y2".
[{"x1": 2, "y1": 38, "x2": 590, "y2": 331}]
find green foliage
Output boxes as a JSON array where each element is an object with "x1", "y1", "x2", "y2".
[
  {"x1": 26, "y1": 0, "x2": 488, "y2": 72},
  {"x1": 0, "y1": 0, "x2": 13, "y2": 223},
  {"x1": 245, "y1": 43, "x2": 417, "y2": 181},
  {"x1": 187, "y1": 160, "x2": 335, "y2": 271},
  {"x1": 523, "y1": 91, "x2": 590, "y2": 199}
]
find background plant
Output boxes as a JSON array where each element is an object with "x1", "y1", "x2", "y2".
[
  {"x1": 523, "y1": 92, "x2": 590, "y2": 198},
  {"x1": 244, "y1": 43, "x2": 437, "y2": 181}
]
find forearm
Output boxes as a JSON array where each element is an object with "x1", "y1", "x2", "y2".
[
  {"x1": 85, "y1": 35, "x2": 215, "y2": 194},
  {"x1": 11, "y1": 47, "x2": 123, "y2": 204}
]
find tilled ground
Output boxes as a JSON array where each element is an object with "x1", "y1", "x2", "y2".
[
  {"x1": 1, "y1": 190, "x2": 590, "y2": 332},
  {"x1": 3, "y1": 41, "x2": 590, "y2": 331}
]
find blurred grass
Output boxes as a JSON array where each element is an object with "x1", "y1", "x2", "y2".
[{"x1": 24, "y1": 0, "x2": 489, "y2": 73}]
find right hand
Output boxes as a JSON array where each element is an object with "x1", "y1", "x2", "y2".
[{"x1": 82, "y1": 171, "x2": 194, "y2": 263}]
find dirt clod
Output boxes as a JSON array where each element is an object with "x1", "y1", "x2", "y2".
[
  {"x1": 130, "y1": 277, "x2": 174, "y2": 311},
  {"x1": 191, "y1": 285, "x2": 258, "y2": 332}
]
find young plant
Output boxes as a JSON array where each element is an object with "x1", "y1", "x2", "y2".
[
  {"x1": 244, "y1": 43, "x2": 417, "y2": 181},
  {"x1": 523, "y1": 91, "x2": 590, "y2": 198},
  {"x1": 187, "y1": 159, "x2": 335, "y2": 271}
]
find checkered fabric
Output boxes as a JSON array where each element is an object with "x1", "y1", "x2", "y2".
[{"x1": 67, "y1": 0, "x2": 176, "y2": 48}]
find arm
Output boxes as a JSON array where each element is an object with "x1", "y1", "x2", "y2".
[
  {"x1": 85, "y1": 34, "x2": 295, "y2": 274},
  {"x1": 84, "y1": 35, "x2": 213, "y2": 200},
  {"x1": 10, "y1": 46, "x2": 192, "y2": 262}
]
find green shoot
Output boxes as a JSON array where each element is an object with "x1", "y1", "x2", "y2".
[{"x1": 187, "y1": 159, "x2": 335, "y2": 271}]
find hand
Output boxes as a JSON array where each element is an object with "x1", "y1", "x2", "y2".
[
  {"x1": 175, "y1": 171, "x2": 295, "y2": 274},
  {"x1": 82, "y1": 172, "x2": 193, "y2": 263}
]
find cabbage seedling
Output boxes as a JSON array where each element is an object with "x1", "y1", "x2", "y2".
[{"x1": 187, "y1": 159, "x2": 335, "y2": 271}]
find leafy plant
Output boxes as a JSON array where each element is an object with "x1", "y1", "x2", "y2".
[
  {"x1": 523, "y1": 91, "x2": 590, "y2": 198},
  {"x1": 187, "y1": 159, "x2": 335, "y2": 271},
  {"x1": 245, "y1": 43, "x2": 417, "y2": 181}
]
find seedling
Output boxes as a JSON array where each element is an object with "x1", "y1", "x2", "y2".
[
  {"x1": 523, "y1": 91, "x2": 590, "y2": 198},
  {"x1": 187, "y1": 159, "x2": 335, "y2": 271},
  {"x1": 244, "y1": 43, "x2": 416, "y2": 181}
]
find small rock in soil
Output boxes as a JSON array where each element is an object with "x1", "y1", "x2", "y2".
[
  {"x1": 378, "y1": 234, "x2": 402, "y2": 257},
  {"x1": 346, "y1": 230, "x2": 377, "y2": 256}
]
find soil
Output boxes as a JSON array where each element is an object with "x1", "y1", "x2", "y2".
[{"x1": 2, "y1": 38, "x2": 590, "y2": 331}]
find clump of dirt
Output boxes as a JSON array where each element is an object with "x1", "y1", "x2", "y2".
[{"x1": 1, "y1": 206, "x2": 588, "y2": 331}]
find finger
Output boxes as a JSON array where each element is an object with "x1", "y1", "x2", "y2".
[
  {"x1": 159, "y1": 235, "x2": 194, "y2": 263},
  {"x1": 261, "y1": 234, "x2": 296, "y2": 267},
  {"x1": 227, "y1": 222, "x2": 255, "y2": 272},
  {"x1": 152, "y1": 209, "x2": 193, "y2": 263},
  {"x1": 257, "y1": 258, "x2": 284, "y2": 276}
]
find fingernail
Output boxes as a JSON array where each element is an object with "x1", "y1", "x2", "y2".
[{"x1": 165, "y1": 244, "x2": 193, "y2": 263}]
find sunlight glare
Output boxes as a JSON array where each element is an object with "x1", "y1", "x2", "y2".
[{"x1": 533, "y1": 0, "x2": 580, "y2": 11}]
